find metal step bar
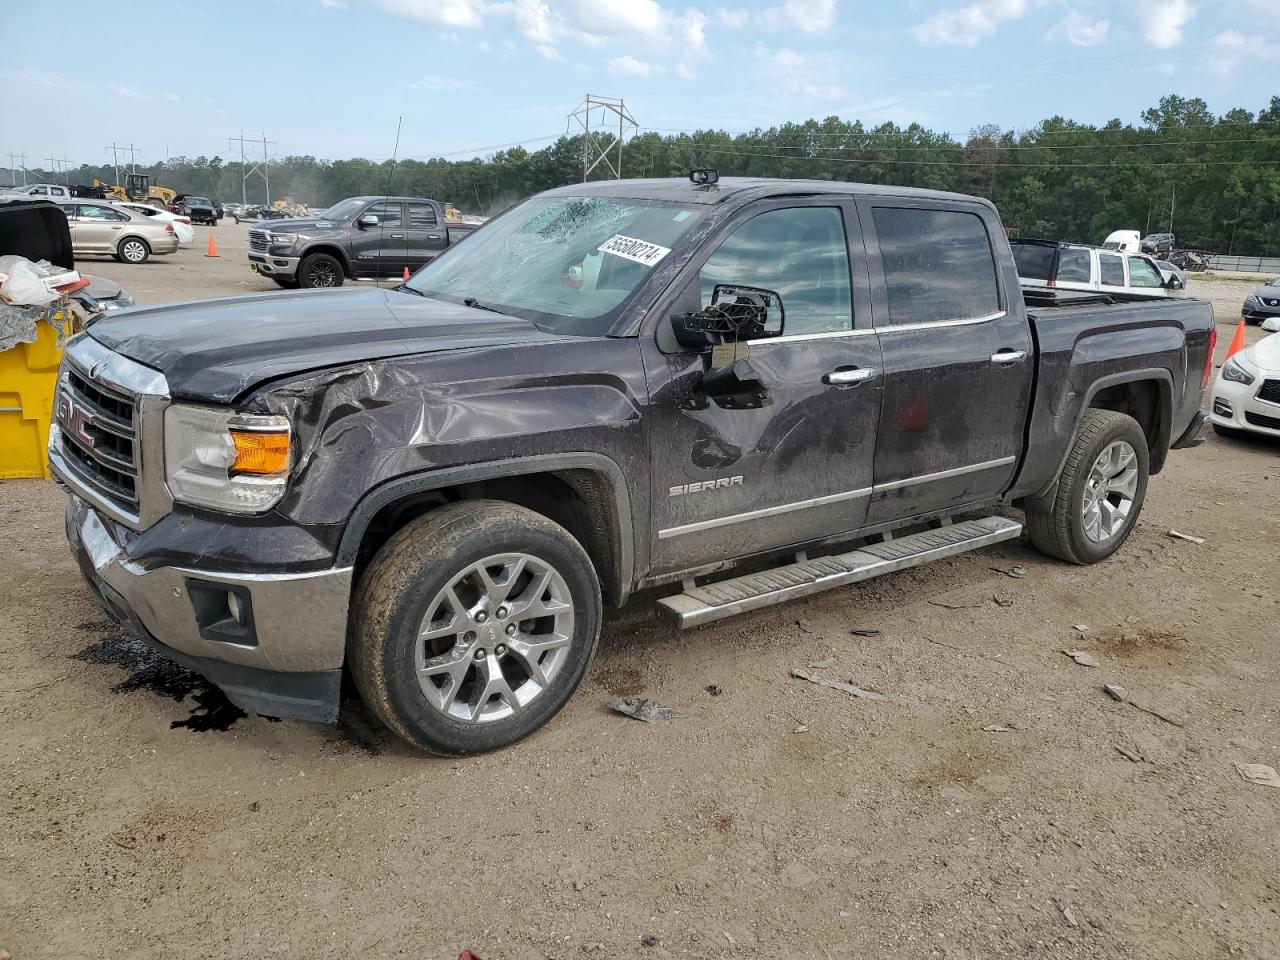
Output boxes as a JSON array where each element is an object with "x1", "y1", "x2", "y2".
[{"x1": 656, "y1": 516, "x2": 1023, "y2": 629}]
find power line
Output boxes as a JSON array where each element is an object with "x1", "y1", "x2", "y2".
[
  {"x1": 640, "y1": 135, "x2": 1277, "y2": 153},
  {"x1": 403, "y1": 133, "x2": 563, "y2": 162},
  {"x1": 640, "y1": 120, "x2": 1280, "y2": 143},
  {"x1": 682, "y1": 146, "x2": 1280, "y2": 169}
]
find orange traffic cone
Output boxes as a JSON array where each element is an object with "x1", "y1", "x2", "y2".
[
  {"x1": 205, "y1": 233, "x2": 219, "y2": 258},
  {"x1": 403, "y1": 266, "x2": 410, "y2": 281},
  {"x1": 1225, "y1": 319, "x2": 1246, "y2": 359}
]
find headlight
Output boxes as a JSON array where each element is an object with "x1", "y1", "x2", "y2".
[
  {"x1": 164, "y1": 405, "x2": 291, "y2": 513},
  {"x1": 1245, "y1": 295, "x2": 1258, "y2": 305},
  {"x1": 1221, "y1": 357, "x2": 1255, "y2": 386},
  {"x1": 268, "y1": 232, "x2": 299, "y2": 249}
]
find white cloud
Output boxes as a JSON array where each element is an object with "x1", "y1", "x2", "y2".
[
  {"x1": 375, "y1": 0, "x2": 486, "y2": 29},
  {"x1": 1052, "y1": 9, "x2": 1109, "y2": 47},
  {"x1": 911, "y1": 0, "x2": 1027, "y2": 47},
  {"x1": 1142, "y1": 0, "x2": 1194, "y2": 49},
  {"x1": 761, "y1": 45, "x2": 844, "y2": 99},
  {"x1": 478, "y1": 38, "x2": 493, "y2": 52},
  {"x1": 609, "y1": 55, "x2": 656, "y2": 77},
  {"x1": 717, "y1": 7, "x2": 749, "y2": 29},
  {"x1": 1206, "y1": 29, "x2": 1278, "y2": 76},
  {"x1": 758, "y1": 0, "x2": 838, "y2": 34}
]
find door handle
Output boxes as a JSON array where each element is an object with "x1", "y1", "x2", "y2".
[
  {"x1": 990, "y1": 350, "x2": 1027, "y2": 365},
  {"x1": 428, "y1": 234, "x2": 441, "y2": 239},
  {"x1": 389, "y1": 233, "x2": 404, "y2": 239},
  {"x1": 824, "y1": 367, "x2": 877, "y2": 385}
]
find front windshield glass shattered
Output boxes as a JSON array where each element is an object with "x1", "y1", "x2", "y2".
[{"x1": 405, "y1": 196, "x2": 704, "y2": 336}]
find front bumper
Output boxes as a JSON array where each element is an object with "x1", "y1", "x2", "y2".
[
  {"x1": 66, "y1": 494, "x2": 350, "y2": 721},
  {"x1": 248, "y1": 252, "x2": 301, "y2": 278},
  {"x1": 1242, "y1": 302, "x2": 1280, "y2": 322},
  {"x1": 1209, "y1": 375, "x2": 1280, "y2": 438}
]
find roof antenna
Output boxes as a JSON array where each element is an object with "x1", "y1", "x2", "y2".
[{"x1": 380, "y1": 115, "x2": 402, "y2": 288}]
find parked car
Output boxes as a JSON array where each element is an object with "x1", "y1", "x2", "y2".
[
  {"x1": 50, "y1": 198, "x2": 179, "y2": 263},
  {"x1": 1241, "y1": 277, "x2": 1280, "y2": 325},
  {"x1": 172, "y1": 194, "x2": 218, "y2": 225},
  {"x1": 1210, "y1": 317, "x2": 1280, "y2": 438},
  {"x1": 1140, "y1": 233, "x2": 1175, "y2": 258},
  {"x1": 1154, "y1": 259, "x2": 1187, "y2": 291},
  {"x1": 1, "y1": 182, "x2": 73, "y2": 200},
  {"x1": 245, "y1": 195, "x2": 478, "y2": 288},
  {"x1": 224, "y1": 202, "x2": 246, "y2": 219},
  {"x1": 1102, "y1": 230, "x2": 1141, "y2": 254},
  {"x1": 110, "y1": 201, "x2": 195, "y2": 245},
  {"x1": 1011, "y1": 239, "x2": 1181, "y2": 297},
  {"x1": 52, "y1": 175, "x2": 1214, "y2": 754}
]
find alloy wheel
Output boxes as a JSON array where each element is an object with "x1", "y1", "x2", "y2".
[
  {"x1": 122, "y1": 241, "x2": 146, "y2": 263},
  {"x1": 1082, "y1": 440, "x2": 1139, "y2": 543},
  {"x1": 307, "y1": 260, "x2": 339, "y2": 287}
]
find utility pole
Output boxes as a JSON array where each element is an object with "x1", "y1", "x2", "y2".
[
  {"x1": 1169, "y1": 181, "x2": 1176, "y2": 234},
  {"x1": 46, "y1": 155, "x2": 71, "y2": 182},
  {"x1": 229, "y1": 131, "x2": 276, "y2": 206},
  {"x1": 7, "y1": 153, "x2": 29, "y2": 186},
  {"x1": 106, "y1": 142, "x2": 122, "y2": 185},
  {"x1": 567, "y1": 94, "x2": 637, "y2": 182}
]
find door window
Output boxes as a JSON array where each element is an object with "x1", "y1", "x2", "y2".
[
  {"x1": 1099, "y1": 255, "x2": 1124, "y2": 286},
  {"x1": 1057, "y1": 247, "x2": 1091, "y2": 283},
  {"x1": 699, "y1": 206, "x2": 852, "y2": 336},
  {"x1": 1127, "y1": 256, "x2": 1163, "y2": 288},
  {"x1": 408, "y1": 203, "x2": 438, "y2": 228},
  {"x1": 31, "y1": 186, "x2": 47, "y2": 195},
  {"x1": 78, "y1": 205, "x2": 129, "y2": 221},
  {"x1": 872, "y1": 207, "x2": 1000, "y2": 326},
  {"x1": 365, "y1": 201, "x2": 402, "y2": 228}
]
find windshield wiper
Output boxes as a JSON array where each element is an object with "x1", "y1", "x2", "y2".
[
  {"x1": 395, "y1": 283, "x2": 426, "y2": 297},
  {"x1": 463, "y1": 296, "x2": 505, "y2": 315}
]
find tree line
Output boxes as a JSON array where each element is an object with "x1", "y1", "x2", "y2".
[{"x1": 18, "y1": 94, "x2": 1280, "y2": 256}]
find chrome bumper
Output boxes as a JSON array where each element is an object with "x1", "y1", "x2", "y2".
[
  {"x1": 248, "y1": 252, "x2": 301, "y2": 277},
  {"x1": 66, "y1": 494, "x2": 351, "y2": 675}
]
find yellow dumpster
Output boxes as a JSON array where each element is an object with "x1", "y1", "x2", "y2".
[{"x1": 0, "y1": 310, "x2": 72, "y2": 479}]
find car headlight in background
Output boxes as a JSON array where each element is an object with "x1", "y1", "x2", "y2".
[
  {"x1": 1244, "y1": 295, "x2": 1258, "y2": 305},
  {"x1": 164, "y1": 405, "x2": 291, "y2": 513},
  {"x1": 1221, "y1": 357, "x2": 1255, "y2": 386}
]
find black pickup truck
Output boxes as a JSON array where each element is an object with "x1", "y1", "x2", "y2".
[
  {"x1": 246, "y1": 195, "x2": 477, "y2": 289},
  {"x1": 52, "y1": 175, "x2": 1214, "y2": 755}
]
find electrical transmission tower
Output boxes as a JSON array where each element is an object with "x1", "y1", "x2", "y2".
[
  {"x1": 566, "y1": 94, "x2": 638, "y2": 182},
  {"x1": 229, "y1": 131, "x2": 277, "y2": 207}
]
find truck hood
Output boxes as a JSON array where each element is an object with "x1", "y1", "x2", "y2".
[
  {"x1": 256, "y1": 217, "x2": 334, "y2": 233},
  {"x1": 87, "y1": 287, "x2": 555, "y2": 403}
]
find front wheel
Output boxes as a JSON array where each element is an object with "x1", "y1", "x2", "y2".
[
  {"x1": 116, "y1": 237, "x2": 150, "y2": 264},
  {"x1": 1025, "y1": 410, "x2": 1149, "y2": 565},
  {"x1": 298, "y1": 252, "x2": 344, "y2": 288},
  {"x1": 349, "y1": 500, "x2": 602, "y2": 755}
]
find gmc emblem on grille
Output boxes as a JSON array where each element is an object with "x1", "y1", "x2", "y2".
[{"x1": 56, "y1": 394, "x2": 96, "y2": 451}]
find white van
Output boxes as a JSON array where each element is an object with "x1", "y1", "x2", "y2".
[
  {"x1": 1011, "y1": 240, "x2": 1181, "y2": 298},
  {"x1": 1102, "y1": 230, "x2": 1141, "y2": 254}
]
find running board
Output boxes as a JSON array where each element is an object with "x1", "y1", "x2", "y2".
[{"x1": 656, "y1": 516, "x2": 1023, "y2": 629}]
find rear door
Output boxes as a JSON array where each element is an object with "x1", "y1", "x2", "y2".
[
  {"x1": 75, "y1": 204, "x2": 130, "y2": 254},
  {"x1": 62, "y1": 204, "x2": 81, "y2": 251},
  {"x1": 404, "y1": 201, "x2": 449, "y2": 271},
  {"x1": 859, "y1": 199, "x2": 1033, "y2": 525},
  {"x1": 348, "y1": 200, "x2": 406, "y2": 278}
]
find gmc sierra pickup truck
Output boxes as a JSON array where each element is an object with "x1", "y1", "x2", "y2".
[
  {"x1": 52, "y1": 174, "x2": 1214, "y2": 755},
  {"x1": 246, "y1": 195, "x2": 477, "y2": 289}
]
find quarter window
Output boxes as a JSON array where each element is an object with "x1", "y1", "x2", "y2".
[
  {"x1": 1057, "y1": 247, "x2": 1091, "y2": 283},
  {"x1": 408, "y1": 203, "x2": 438, "y2": 228},
  {"x1": 699, "y1": 206, "x2": 853, "y2": 336},
  {"x1": 872, "y1": 207, "x2": 1000, "y2": 326}
]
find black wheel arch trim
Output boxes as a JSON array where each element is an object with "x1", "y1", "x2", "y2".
[
  {"x1": 1033, "y1": 367, "x2": 1174, "y2": 501},
  {"x1": 336, "y1": 453, "x2": 636, "y2": 605}
]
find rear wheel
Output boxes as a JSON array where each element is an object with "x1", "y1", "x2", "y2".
[
  {"x1": 1025, "y1": 410, "x2": 1149, "y2": 565},
  {"x1": 116, "y1": 237, "x2": 150, "y2": 264},
  {"x1": 298, "y1": 252, "x2": 344, "y2": 288},
  {"x1": 349, "y1": 501, "x2": 602, "y2": 755}
]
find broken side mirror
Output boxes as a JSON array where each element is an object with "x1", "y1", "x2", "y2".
[{"x1": 670, "y1": 284, "x2": 785, "y2": 350}]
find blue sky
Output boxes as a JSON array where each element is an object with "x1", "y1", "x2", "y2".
[{"x1": 1, "y1": 0, "x2": 1275, "y2": 174}]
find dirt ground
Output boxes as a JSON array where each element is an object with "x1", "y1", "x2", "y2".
[{"x1": 3, "y1": 225, "x2": 1278, "y2": 959}]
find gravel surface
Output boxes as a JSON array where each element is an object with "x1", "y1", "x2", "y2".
[{"x1": 3, "y1": 226, "x2": 1278, "y2": 958}]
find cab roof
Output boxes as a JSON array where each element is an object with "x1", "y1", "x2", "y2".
[{"x1": 539, "y1": 176, "x2": 989, "y2": 208}]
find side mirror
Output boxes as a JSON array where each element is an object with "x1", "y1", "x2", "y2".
[
  {"x1": 358, "y1": 214, "x2": 378, "y2": 228},
  {"x1": 670, "y1": 284, "x2": 785, "y2": 350},
  {"x1": 1262, "y1": 317, "x2": 1280, "y2": 333}
]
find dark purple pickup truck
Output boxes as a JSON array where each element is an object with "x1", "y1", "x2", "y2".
[{"x1": 52, "y1": 174, "x2": 1214, "y2": 754}]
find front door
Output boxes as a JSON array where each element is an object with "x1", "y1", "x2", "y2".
[
  {"x1": 349, "y1": 200, "x2": 406, "y2": 278},
  {"x1": 858, "y1": 200, "x2": 1033, "y2": 525},
  {"x1": 404, "y1": 201, "x2": 449, "y2": 271},
  {"x1": 74, "y1": 204, "x2": 130, "y2": 255},
  {"x1": 642, "y1": 199, "x2": 883, "y2": 577}
]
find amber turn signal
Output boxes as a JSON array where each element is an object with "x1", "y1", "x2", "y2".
[{"x1": 230, "y1": 429, "x2": 290, "y2": 475}]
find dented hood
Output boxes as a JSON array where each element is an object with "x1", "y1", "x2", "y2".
[{"x1": 87, "y1": 287, "x2": 554, "y2": 402}]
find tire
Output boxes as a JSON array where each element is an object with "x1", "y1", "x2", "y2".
[
  {"x1": 1025, "y1": 409, "x2": 1149, "y2": 565},
  {"x1": 298, "y1": 251, "x2": 344, "y2": 288},
  {"x1": 1213, "y1": 423, "x2": 1245, "y2": 439},
  {"x1": 271, "y1": 276, "x2": 301, "y2": 289},
  {"x1": 349, "y1": 500, "x2": 602, "y2": 755},
  {"x1": 117, "y1": 237, "x2": 150, "y2": 264}
]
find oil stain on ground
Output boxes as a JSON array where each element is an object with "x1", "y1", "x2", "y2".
[{"x1": 71, "y1": 620, "x2": 247, "y2": 732}]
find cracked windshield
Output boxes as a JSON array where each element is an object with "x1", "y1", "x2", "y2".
[{"x1": 405, "y1": 196, "x2": 703, "y2": 335}]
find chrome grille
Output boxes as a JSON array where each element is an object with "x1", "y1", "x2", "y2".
[
  {"x1": 249, "y1": 229, "x2": 270, "y2": 251},
  {"x1": 57, "y1": 364, "x2": 140, "y2": 511}
]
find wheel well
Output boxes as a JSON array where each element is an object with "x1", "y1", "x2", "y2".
[
  {"x1": 120, "y1": 235, "x2": 150, "y2": 250},
  {"x1": 1087, "y1": 378, "x2": 1169, "y2": 472},
  {"x1": 351, "y1": 469, "x2": 627, "y2": 606},
  {"x1": 300, "y1": 244, "x2": 351, "y2": 276}
]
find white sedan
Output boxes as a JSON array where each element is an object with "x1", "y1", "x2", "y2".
[
  {"x1": 1211, "y1": 317, "x2": 1280, "y2": 439},
  {"x1": 109, "y1": 201, "x2": 195, "y2": 245}
]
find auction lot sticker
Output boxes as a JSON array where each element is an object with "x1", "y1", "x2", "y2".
[{"x1": 598, "y1": 234, "x2": 671, "y2": 267}]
